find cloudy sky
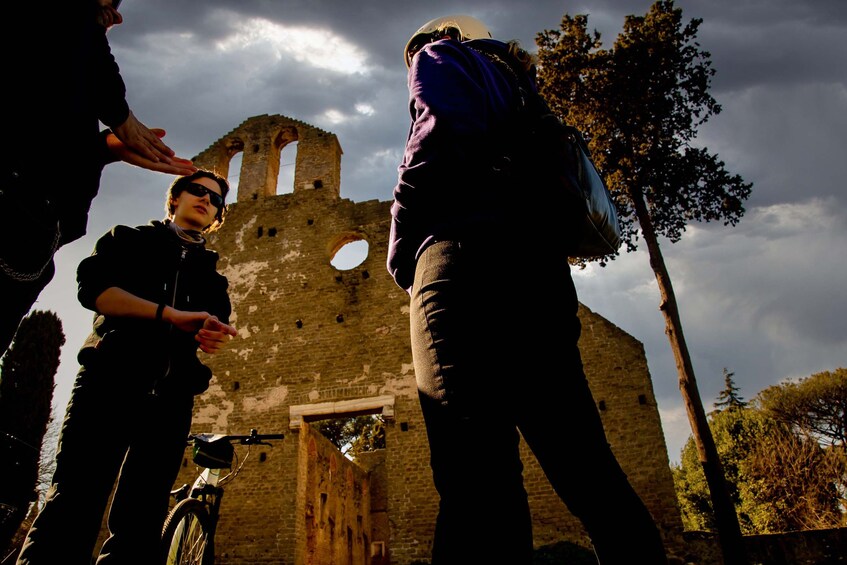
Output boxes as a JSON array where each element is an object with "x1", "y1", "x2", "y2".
[{"x1": 30, "y1": 0, "x2": 846, "y2": 465}]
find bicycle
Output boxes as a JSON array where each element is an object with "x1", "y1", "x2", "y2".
[{"x1": 161, "y1": 428, "x2": 284, "y2": 565}]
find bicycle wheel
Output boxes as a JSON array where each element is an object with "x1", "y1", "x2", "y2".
[{"x1": 161, "y1": 498, "x2": 213, "y2": 565}]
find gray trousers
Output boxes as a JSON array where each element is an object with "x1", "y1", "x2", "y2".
[{"x1": 410, "y1": 239, "x2": 668, "y2": 565}]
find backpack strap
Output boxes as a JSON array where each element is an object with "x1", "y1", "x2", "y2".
[
  {"x1": 464, "y1": 40, "x2": 566, "y2": 185},
  {"x1": 465, "y1": 40, "x2": 536, "y2": 114},
  {"x1": 466, "y1": 40, "x2": 620, "y2": 252}
]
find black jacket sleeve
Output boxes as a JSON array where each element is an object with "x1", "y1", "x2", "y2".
[
  {"x1": 88, "y1": 18, "x2": 130, "y2": 128},
  {"x1": 77, "y1": 225, "x2": 137, "y2": 312}
]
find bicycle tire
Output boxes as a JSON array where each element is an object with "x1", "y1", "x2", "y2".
[{"x1": 161, "y1": 498, "x2": 213, "y2": 565}]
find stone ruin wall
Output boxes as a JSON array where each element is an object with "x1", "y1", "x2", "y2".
[{"x1": 165, "y1": 114, "x2": 685, "y2": 564}]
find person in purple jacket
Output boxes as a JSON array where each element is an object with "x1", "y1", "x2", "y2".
[
  {"x1": 387, "y1": 15, "x2": 670, "y2": 565},
  {"x1": 0, "y1": 0, "x2": 196, "y2": 358}
]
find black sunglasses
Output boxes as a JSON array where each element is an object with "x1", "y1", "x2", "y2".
[{"x1": 183, "y1": 182, "x2": 224, "y2": 210}]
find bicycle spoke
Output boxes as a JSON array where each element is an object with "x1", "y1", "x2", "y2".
[
  {"x1": 162, "y1": 499, "x2": 212, "y2": 565},
  {"x1": 186, "y1": 520, "x2": 206, "y2": 563},
  {"x1": 167, "y1": 516, "x2": 207, "y2": 564}
]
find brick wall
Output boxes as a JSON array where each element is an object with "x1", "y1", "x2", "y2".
[{"x1": 163, "y1": 114, "x2": 685, "y2": 564}]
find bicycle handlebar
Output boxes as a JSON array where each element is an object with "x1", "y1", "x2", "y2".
[{"x1": 188, "y1": 428, "x2": 285, "y2": 446}]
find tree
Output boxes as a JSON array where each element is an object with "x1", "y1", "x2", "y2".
[
  {"x1": 756, "y1": 368, "x2": 847, "y2": 524},
  {"x1": 346, "y1": 416, "x2": 386, "y2": 458},
  {"x1": 672, "y1": 373, "x2": 846, "y2": 533},
  {"x1": 314, "y1": 414, "x2": 386, "y2": 459},
  {"x1": 36, "y1": 420, "x2": 60, "y2": 502},
  {"x1": 714, "y1": 368, "x2": 747, "y2": 413},
  {"x1": 0, "y1": 311, "x2": 64, "y2": 552},
  {"x1": 536, "y1": 2, "x2": 752, "y2": 562},
  {"x1": 673, "y1": 407, "x2": 757, "y2": 532},
  {"x1": 757, "y1": 368, "x2": 847, "y2": 450},
  {"x1": 743, "y1": 424, "x2": 844, "y2": 531}
]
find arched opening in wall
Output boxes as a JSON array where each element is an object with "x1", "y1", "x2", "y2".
[
  {"x1": 223, "y1": 138, "x2": 244, "y2": 196},
  {"x1": 227, "y1": 150, "x2": 243, "y2": 195},
  {"x1": 330, "y1": 234, "x2": 369, "y2": 270},
  {"x1": 312, "y1": 414, "x2": 386, "y2": 461},
  {"x1": 278, "y1": 140, "x2": 297, "y2": 195}
]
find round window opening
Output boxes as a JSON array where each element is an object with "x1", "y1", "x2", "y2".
[{"x1": 331, "y1": 239, "x2": 368, "y2": 270}]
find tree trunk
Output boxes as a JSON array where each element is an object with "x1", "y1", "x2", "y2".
[{"x1": 629, "y1": 188, "x2": 749, "y2": 564}]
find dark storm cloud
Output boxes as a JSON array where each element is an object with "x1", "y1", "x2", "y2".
[{"x1": 33, "y1": 0, "x2": 847, "y2": 465}]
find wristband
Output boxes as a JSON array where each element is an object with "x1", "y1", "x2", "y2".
[{"x1": 156, "y1": 303, "x2": 167, "y2": 322}]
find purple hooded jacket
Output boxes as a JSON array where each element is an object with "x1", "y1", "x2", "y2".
[{"x1": 386, "y1": 38, "x2": 535, "y2": 291}]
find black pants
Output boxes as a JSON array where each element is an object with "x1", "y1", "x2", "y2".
[
  {"x1": 16, "y1": 365, "x2": 193, "y2": 565},
  {"x1": 0, "y1": 261, "x2": 55, "y2": 358},
  {"x1": 410, "y1": 239, "x2": 668, "y2": 565}
]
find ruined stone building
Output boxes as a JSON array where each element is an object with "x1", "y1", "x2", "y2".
[{"x1": 171, "y1": 114, "x2": 685, "y2": 564}]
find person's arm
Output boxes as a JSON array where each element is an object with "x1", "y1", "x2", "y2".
[
  {"x1": 94, "y1": 287, "x2": 236, "y2": 353},
  {"x1": 388, "y1": 39, "x2": 491, "y2": 291},
  {"x1": 89, "y1": 5, "x2": 190, "y2": 168},
  {"x1": 90, "y1": 15, "x2": 130, "y2": 133}
]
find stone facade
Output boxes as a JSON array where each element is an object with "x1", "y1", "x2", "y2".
[{"x1": 167, "y1": 114, "x2": 686, "y2": 564}]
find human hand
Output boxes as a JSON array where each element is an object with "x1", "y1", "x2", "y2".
[
  {"x1": 195, "y1": 316, "x2": 238, "y2": 354},
  {"x1": 96, "y1": 0, "x2": 123, "y2": 28},
  {"x1": 106, "y1": 128, "x2": 197, "y2": 176},
  {"x1": 165, "y1": 309, "x2": 212, "y2": 334},
  {"x1": 112, "y1": 111, "x2": 182, "y2": 166},
  {"x1": 165, "y1": 310, "x2": 235, "y2": 353}
]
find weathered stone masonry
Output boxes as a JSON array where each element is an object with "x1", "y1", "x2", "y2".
[{"x1": 169, "y1": 114, "x2": 685, "y2": 564}]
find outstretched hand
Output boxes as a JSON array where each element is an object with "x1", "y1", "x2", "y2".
[
  {"x1": 196, "y1": 316, "x2": 238, "y2": 354},
  {"x1": 166, "y1": 310, "x2": 237, "y2": 354},
  {"x1": 106, "y1": 128, "x2": 197, "y2": 176},
  {"x1": 111, "y1": 111, "x2": 196, "y2": 170}
]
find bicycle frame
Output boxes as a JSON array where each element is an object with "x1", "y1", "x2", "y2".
[
  {"x1": 161, "y1": 429, "x2": 283, "y2": 565},
  {"x1": 162, "y1": 469, "x2": 223, "y2": 565}
]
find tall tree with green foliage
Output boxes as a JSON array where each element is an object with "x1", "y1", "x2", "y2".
[
  {"x1": 536, "y1": 2, "x2": 752, "y2": 561},
  {"x1": 0, "y1": 310, "x2": 64, "y2": 552}
]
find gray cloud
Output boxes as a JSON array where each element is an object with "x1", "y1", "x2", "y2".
[{"x1": 31, "y1": 0, "x2": 847, "y2": 465}]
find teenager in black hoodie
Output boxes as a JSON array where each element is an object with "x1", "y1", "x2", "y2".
[{"x1": 17, "y1": 170, "x2": 236, "y2": 565}]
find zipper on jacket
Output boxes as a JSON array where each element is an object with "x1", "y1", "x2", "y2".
[{"x1": 151, "y1": 246, "x2": 188, "y2": 395}]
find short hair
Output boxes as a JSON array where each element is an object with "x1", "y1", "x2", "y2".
[{"x1": 165, "y1": 169, "x2": 230, "y2": 232}]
